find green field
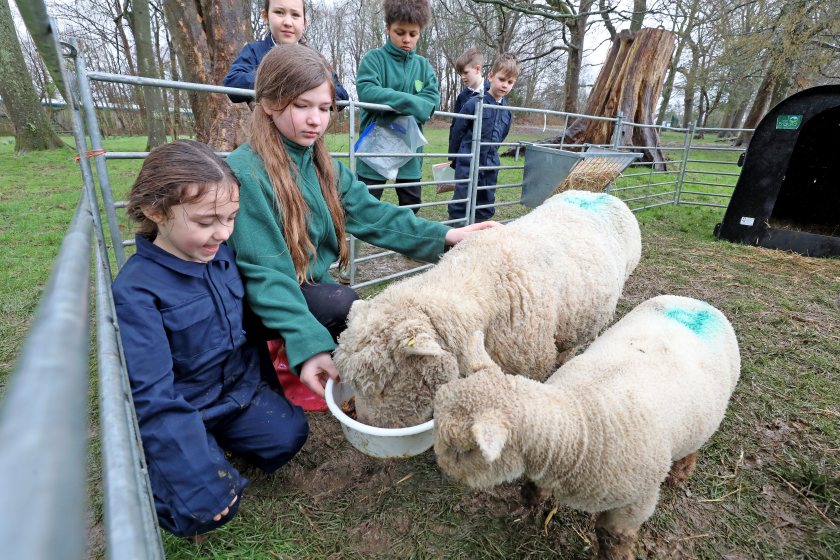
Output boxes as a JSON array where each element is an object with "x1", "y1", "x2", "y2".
[{"x1": 1, "y1": 130, "x2": 838, "y2": 559}]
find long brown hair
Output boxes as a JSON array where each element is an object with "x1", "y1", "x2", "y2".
[
  {"x1": 127, "y1": 140, "x2": 238, "y2": 238},
  {"x1": 251, "y1": 44, "x2": 347, "y2": 283}
]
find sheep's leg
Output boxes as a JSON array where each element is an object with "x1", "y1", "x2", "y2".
[
  {"x1": 594, "y1": 487, "x2": 659, "y2": 560},
  {"x1": 665, "y1": 452, "x2": 698, "y2": 487}
]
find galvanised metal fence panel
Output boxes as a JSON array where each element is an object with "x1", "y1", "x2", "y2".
[
  {"x1": 0, "y1": 194, "x2": 92, "y2": 560},
  {"x1": 79, "y1": 65, "x2": 479, "y2": 290},
  {"x1": 1, "y1": 8, "x2": 166, "y2": 557},
  {"x1": 674, "y1": 126, "x2": 750, "y2": 208}
]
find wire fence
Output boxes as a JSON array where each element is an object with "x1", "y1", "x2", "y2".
[{"x1": 1, "y1": 13, "x2": 752, "y2": 559}]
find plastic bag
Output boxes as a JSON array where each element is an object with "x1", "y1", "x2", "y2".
[
  {"x1": 432, "y1": 162, "x2": 456, "y2": 193},
  {"x1": 354, "y1": 115, "x2": 428, "y2": 180}
]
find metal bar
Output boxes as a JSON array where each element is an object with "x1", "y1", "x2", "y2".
[
  {"x1": 630, "y1": 200, "x2": 675, "y2": 212},
  {"x1": 61, "y1": 43, "x2": 113, "y2": 285},
  {"x1": 487, "y1": 104, "x2": 618, "y2": 122},
  {"x1": 467, "y1": 99, "x2": 483, "y2": 224},
  {"x1": 683, "y1": 169, "x2": 741, "y2": 177},
  {"x1": 685, "y1": 159, "x2": 743, "y2": 165},
  {"x1": 351, "y1": 263, "x2": 435, "y2": 290},
  {"x1": 682, "y1": 146, "x2": 746, "y2": 152},
  {"x1": 477, "y1": 164, "x2": 524, "y2": 171},
  {"x1": 675, "y1": 124, "x2": 695, "y2": 204},
  {"x1": 0, "y1": 194, "x2": 92, "y2": 560},
  {"x1": 475, "y1": 200, "x2": 519, "y2": 209},
  {"x1": 621, "y1": 191, "x2": 677, "y2": 204},
  {"x1": 94, "y1": 239, "x2": 164, "y2": 559},
  {"x1": 621, "y1": 170, "x2": 678, "y2": 178},
  {"x1": 678, "y1": 201, "x2": 729, "y2": 208},
  {"x1": 610, "y1": 181, "x2": 678, "y2": 191},
  {"x1": 72, "y1": 39, "x2": 126, "y2": 267},
  {"x1": 680, "y1": 180, "x2": 738, "y2": 188},
  {"x1": 678, "y1": 190, "x2": 734, "y2": 198},
  {"x1": 14, "y1": 1, "x2": 67, "y2": 96}
]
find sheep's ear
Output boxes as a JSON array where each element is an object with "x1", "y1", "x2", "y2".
[
  {"x1": 472, "y1": 418, "x2": 508, "y2": 463},
  {"x1": 404, "y1": 332, "x2": 443, "y2": 356},
  {"x1": 464, "y1": 330, "x2": 497, "y2": 374}
]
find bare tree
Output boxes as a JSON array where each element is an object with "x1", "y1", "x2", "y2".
[
  {"x1": 0, "y1": 0, "x2": 64, "y2": 152},
  {"x1": 127, "y1": 0, "x2": 168, "y2": 148},
  {"x1": 163, "y1": 0, "x2": 251, "y2": 149}
]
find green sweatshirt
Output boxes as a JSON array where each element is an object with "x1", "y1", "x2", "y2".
[
  {"x1": 226, "y1": 138, "x2": 450, "y2": 373},
  {"x1": 356, "y1": 38, "x2": 440, "y2": 180}
]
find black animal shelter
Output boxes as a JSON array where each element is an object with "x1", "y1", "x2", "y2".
[{"x1": 715, "y1": 85, "x2": 840, "y2": 258}]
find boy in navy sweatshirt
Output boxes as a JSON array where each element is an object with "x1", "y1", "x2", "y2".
[{"x1": 448, "y1": 53, "x2": 519, "y2": 223}]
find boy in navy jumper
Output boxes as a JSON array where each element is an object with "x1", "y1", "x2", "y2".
[
  {"x1": 447, "y1": 48, "x2": 490, "y2": 168},
  {"x1": 224, "y1": 0, "x2": 348, "y2": 106},
  {"x1": 448, "y1": 53, "x2": 519, "y2": 223}
]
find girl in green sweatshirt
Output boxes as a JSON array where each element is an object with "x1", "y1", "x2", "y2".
[{"x1": 226, "y1": 44, "x2": 499, "y2": 398}]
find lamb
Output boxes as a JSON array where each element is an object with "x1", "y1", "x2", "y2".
[
  {"x1": 334, "y1": 190, "x2": 641, "y2": 428},
  {"x1": 433, "y1": 295, "x2": 740, "y2": 560}
]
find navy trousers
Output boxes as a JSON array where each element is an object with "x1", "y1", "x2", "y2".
[{"x1": 156, "y1": 382, "x2": 309, "y2": 537}]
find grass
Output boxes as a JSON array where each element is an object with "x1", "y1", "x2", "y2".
[{"x1": 1, "y1": 129, "x2": 838, "y2": 559}]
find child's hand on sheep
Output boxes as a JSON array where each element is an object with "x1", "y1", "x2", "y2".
[
  {"x1": 300, "y1": 352, "x2": 340, "y2": 397},
  {"x1": 444, "y1": 221, "x2": 503, "y2": 246}
]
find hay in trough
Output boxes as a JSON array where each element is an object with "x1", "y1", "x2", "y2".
[{"x1": 553, "y1": 156, "x2": 627, "y2": 194}]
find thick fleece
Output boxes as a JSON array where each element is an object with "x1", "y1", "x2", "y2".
[
  {"x1": 334, "y1": 190, "x2": 641, "y2": 428},
  {"x1": 433, "y1": 295, "x2": 740, "y2": 558}
]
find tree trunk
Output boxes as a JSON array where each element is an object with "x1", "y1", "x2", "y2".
[
  {"x1": 681, "y1": 39, "x2": 699, "y2": 128},
  {"x1": 557, "y1": 28, "x2": 676, "y2": 170},
  {"x1": 163, "y1": 0, "x2": 251, "y2": 150},
  {"x1": 735, "y1": 66, "x2": 778, "y2": 147},
  {"x1": 562, "y1": 0, "x2": 595, "y2": 114},
  {"x1": 629, "y1": 0, "x2": 646, "y2": 32},
  {"x1": 655, "y1": 0, "x2": 700, "y2": 125},
  {"x1": 113, "y1": 0, "x2": 147, "y2": 125},
  {"x1": 0, "y1": 0, "x2": 65, "y2": 152},
  {"x1": 128, "y1": 0, "x2": 168, "y2": 149}
]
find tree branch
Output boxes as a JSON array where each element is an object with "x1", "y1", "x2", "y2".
[{"x1": 470, "y1": 0, "x2": 609, "y2": 21}]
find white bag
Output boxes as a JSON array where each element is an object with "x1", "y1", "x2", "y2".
[{"x1": 354, "y1": 116, "x2": 428, "y2": 180}]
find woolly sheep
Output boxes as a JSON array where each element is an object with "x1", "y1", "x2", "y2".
[
  {"x1": 433, "y1": 295, "x2": 740, "y2": 559},
  {"x1": 334, "y1": 190, "x2": 641, "y2": 428}
]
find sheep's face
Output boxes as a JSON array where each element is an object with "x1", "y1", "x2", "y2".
[
  {"x1": 334, "y1": 300, "x2": 459, "y2": 428},
  {"x1": 434, "y1": 369, "x2": 525, "y2": 490}
]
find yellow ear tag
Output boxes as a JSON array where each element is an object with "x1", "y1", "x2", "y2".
[{"x1": 408, "y1": 337, "x2": 415, "y2": 347}]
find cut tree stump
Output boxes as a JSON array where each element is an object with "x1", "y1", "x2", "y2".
[{"x1": 536, "y1": 28, "x2": 676, "y2": 171}]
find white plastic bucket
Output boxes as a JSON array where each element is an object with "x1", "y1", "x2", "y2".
[{"x1": 325, "y1": 379, "x2": 434, "y2": 459}]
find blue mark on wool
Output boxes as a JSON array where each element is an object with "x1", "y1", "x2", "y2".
[
  {"x1": 560, "y1": 192, "x2": 611, "y2": 211},
  {"x1": 663, "y1": 305, "x2": 720, "y2": 339}
]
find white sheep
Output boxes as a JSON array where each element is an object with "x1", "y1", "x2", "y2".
[
  {"x1": 334, "y1": 190, "x2": 641, "y2": 428},
  {"x1": 433, "y1": 295, "x2": 740, "y2": 560}
]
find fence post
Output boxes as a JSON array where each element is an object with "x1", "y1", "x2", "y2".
[
  {"x1": 675, "y1": 123, "x2": 695, "y2": 205},
  {"x1": 467, "y1": 98, "x2": 483, "y2": 225},
  {"x1": 611, "y1": 111, "x2": 624, "y2": 148},
  {"x1": 346, "y1": 100, "x2": 357, "y2": 284},
  {"x1": 60, "y1": 42, "x2": 112, "y2": 280},
  {"x1": 71, "y1": 38, "x2": 125, "y2": 270}
]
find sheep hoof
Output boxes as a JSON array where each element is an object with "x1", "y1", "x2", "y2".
[
  {"x1": 520, "y1": 480, "x2": 550, "y2": 507},
  {"x1": 665, "y1": 452, "x2": 698, "y2": 487},
  {"x1": 595, "y1": 526, "x2": 637, "y2": 560}
]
